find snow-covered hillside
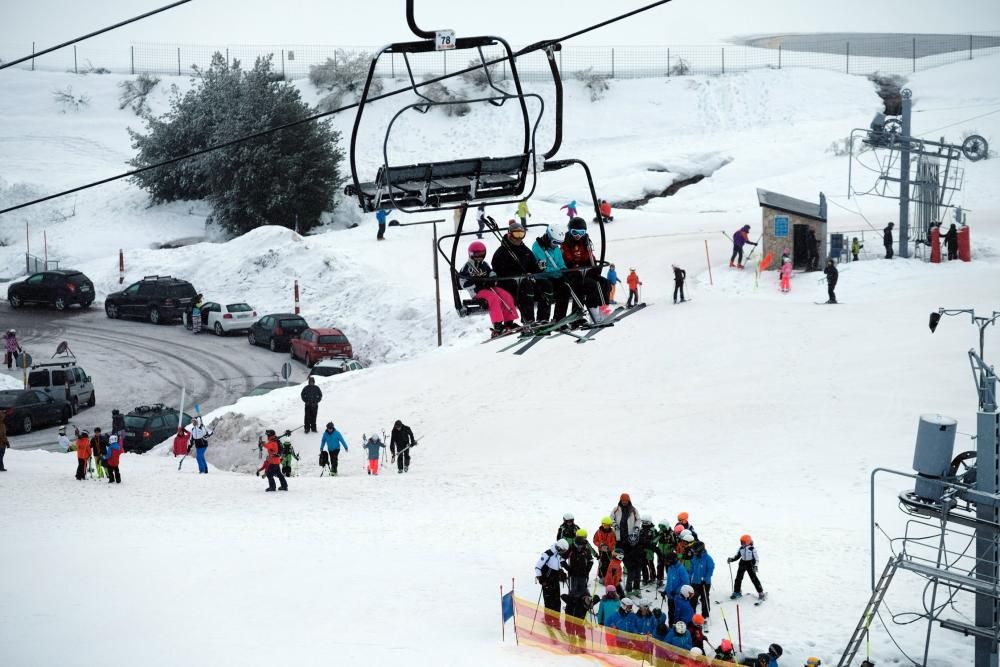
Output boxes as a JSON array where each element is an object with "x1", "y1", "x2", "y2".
[{"x1": 2, "y1": 52, "x2": 1000, "y2": 667}]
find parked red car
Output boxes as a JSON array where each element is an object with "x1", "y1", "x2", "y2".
[{"x1": 289, "y1": 328, "x2": 353, "y2": 366}]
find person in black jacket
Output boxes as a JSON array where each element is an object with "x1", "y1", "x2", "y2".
[
  {"x1": 823, "y1": 259, "x2": 839, "y2": 304},
  {"x1": 490, "y1": 219, "x2": 551, "y2": 325},
  {"x1": 111, "y1": 408, "x2": 125, "y2": 445},
  {"x1": 806, "y1": 228, "x2": 819, "y2": 271},
  {"x1": 672, "y1": 265, "x2": 686, "y2": 303},
  {"x1": 300, "y1": 377, "x2": 323, "y2": 433},
  {"x1": 944, "y1": 223, "x2": 959, "y2": 261},
  {"x1": 883, "y1": 222, "x2": 894, "y2": 259},
  {"x1": 390, "y1": 419, "x2": 416, "y2": 473}
]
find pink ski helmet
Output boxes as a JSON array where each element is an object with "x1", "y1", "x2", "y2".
[{"x1": 468, "y1": 241, "x2": 487, "y2": 258}]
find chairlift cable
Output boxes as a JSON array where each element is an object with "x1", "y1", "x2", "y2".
[
  {"x1": 0, "y1": 0, "x2": 195, "y2": 71},
  {"x1": 0, "y1": 0, "x2": 675, "y2": 217},
  {"x1": 916, "y1": 107, "x2": 1000, "y2": 137}
]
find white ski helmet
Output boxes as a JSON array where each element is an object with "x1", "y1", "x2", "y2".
[
  {"x1": 674, "y1": 621, "x2": 687, "y2": 634},
  {"x1": 690, "y1": 647, "x2": 705, "y2": 656},
  {"x1": 555, "y1": 539, "x2": 569, "y2": 552},
  {"x1": 680, "y1": 529, "x2": 695, "y2": 542},
  {"x1": 680, "y1": 584, "x2": 695, "y2": 599},
  {"x1": 637, "y1": 598, "x2": 651, "y2": 608},
  {"x1": 563, "y1": 513, "x2": 574, "y2": 522},
  {"x1": 641, "y1": 514, "x2": 653, "y2": 524},
  {"x1": 620, "y1": 597, "x2": 634, "y2": 608},
  {"x1": 108, "y1": 435, "x2": 118, "y2": 444},
  {"x1": 546, "y1": 225, "x2": 566, "y2": 244}
]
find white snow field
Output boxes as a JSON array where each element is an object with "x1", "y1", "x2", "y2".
[{"x1": 1, "y1": 46, "x2": 1000, "y2": 666}]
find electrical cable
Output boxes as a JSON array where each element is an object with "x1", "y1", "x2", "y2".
[
  {"x1": 917, "y1": 107, "x2": 1000, "y2": 137},
  {"x1": 0, "y1": 0, "x2": 195, "y2": 71},
  {"x1": 0, "y1": 0, "x2": 675, "y2": 216}
]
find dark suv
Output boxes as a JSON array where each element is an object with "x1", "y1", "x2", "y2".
[
  {"x1": 248, "y1": 313, "x2": 309, "y2": 352},
  {"x1": 104, "y1": 275, "x2": 197, "y2": 324},
  {"x1": 123, "y1": 404, "x2": 193, "y2": 453},
  {"x1": 7, "y1": 270, "x2": 95, "y2": 310}
]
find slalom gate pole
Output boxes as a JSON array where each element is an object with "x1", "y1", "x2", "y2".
[
  {"x1": 737, "y1": 603, "x2": 742, "y2": 654},
  {"x1": 719, "y1": 607, "x2": 739, "y2": 662},
  {"x1": 512, "y1": 578, "x2": 519, "y2": 646},
  {"x1": 500, "y1": 584, "x2": 505, "y2": 642},
  {"x1": 530, "y1": 587, "x2": 544, "y2": 632},
  {"x1": 705, "y1": 239, "x2": 714, "y2": 285}
]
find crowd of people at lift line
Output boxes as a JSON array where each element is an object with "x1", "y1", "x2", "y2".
[{"x1": 533, "y1": 493, "x2": 813, "y2": 667}]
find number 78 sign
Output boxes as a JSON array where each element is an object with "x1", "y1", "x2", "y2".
[{"x1": 436, "y1": 30, "x2": 456, "y2": 51}]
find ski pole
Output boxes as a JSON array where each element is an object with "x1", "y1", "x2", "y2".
[
  {"x1": 728, "y1": 560, "x2": 734, "y2": 593},
  {"x1": 530, "y1": 586, "x2": 544, "y2": 633},
  {"x1": 719, "y1": 607, "x2": 740, "y2": 663}
]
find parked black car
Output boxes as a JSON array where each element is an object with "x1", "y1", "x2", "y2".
[
  {"x1": 248, "y1": 313, "x2": 309, "y2": 352},
  {"x1": 122, "y1": 403, "x2": 192, "y2": 453},
  {"x1": 7, "y1": 270, "x2": 95, "y2": 310},
  {"x1": 0, "y1": 389, "x2": 72, "y2": 434},
  {"x1": 104, "y1": 275, "x2": 197, "y2": 324}
]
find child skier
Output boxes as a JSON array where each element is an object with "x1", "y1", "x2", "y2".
[
  {"x1": 672, "y1": 265, "x2": 686, "y2": 303},
  {"x1": 74, "y1": 430, "x2": 91, "y2": 480},
  {"x1": 280, "y1": 438, "x2": 300, "y2": 477},
  {"x1": 690, "y1": 614, "x2": 707, "y2": 651},
  {"x1": 851, "y1": 237, "x2": 863, "y2": 261},
  {"x1": 260, "y1": 429, "x2": 288, "y2": 491},
  {"x1": 632, "y1": 599, "x2": 657, "y2": 635},
  {"x1": 606, "y1": 547, "x2": 625, "y2": 597},
  {"x1": 91, "y1": 428, "x2": 106, "y2": 480},
  {"x1": 654, "y1": 519, "x2": 676, "y2": 585},
  {"x1": 103, "y1": 434, "x2": 122, "y2": 484},
  {"x1": 662, "y1": 551, "x2": 690, "y2": 624},
  {"x1": 191, "y1": 294, "x2": 204, "y2": 334},
  {"x1": 458, "y1": 240, "x2": 519, "y2": 338},
  {"x1": 780, "y1": 257, "x2": 793, "y2": 293},
  {"x1": 375, "y1": 208, "x2": 389, "y2": 240},
  {"x1": 596, "y1": 585, "x2": 620, "y2": 626},
  {"x1": 598, "y1": 199, "x2": 614, "y2": 223},
  {"x1": 664, "y1": 621, "x2": 693, "y2": 651},
  {"x1": 516, "y1": 199, "x2": 531, "y2": 226},
  {"x1": 320, "y1": 422, "x2": 348, "y2": 476},
  {"x1": 638, "y1": 515, "x2": 657, "y2": 586},
  {"x1": 606, "y1": 264, "x2": 621, "y2": 303},
  {"x1": 594, "y1": 516, "x2": 617, "y2": 579},
  {"x1": 626, "y1": 268, "x2": 642, "y2": 308},
  {"x1": 560, "y1": 200, "x2": 578, "y2": 218},
  {"x1": 823, "y1": 259, "x2": 839, "y2": 304},
  {"x1": 675, "y1": 512, "x2": 697, "y2": 540},
  {"x1": 689, "y1": 541, "x2": 715, "y2": 619},
  {"x1": 715, "y1": 639, "x2": 737, "y2": 662},
  {"x1": 557, "y1": 513, "x2": 581, "y2": 542},
  {"x1": 728, "y1": 534, "x2": 765, "y2": 601},
  {"x1": 58, "y1": 426, "x2": 70, "y2": 453},
  {"x1": 362, "y1": 434, "x2": 385, "y2": 475}
]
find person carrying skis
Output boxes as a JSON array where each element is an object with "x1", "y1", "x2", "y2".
[
  {"x1": 362, "y1": 434, "x2": 385, "y2": 475},
  {"x1": 390, "y1": 419, "x2": 416, "y2": 473},
  {"x1": 320, "y1": 422, "x2": 348, "y2": 475},
  {"x1": 460, "y1": 240, "x2": 520, "y2": 337},
  {"x1": 516, "y1": 199, "x2": 531, "y2": 226},
  {"x1": 560, "y1": 200, "x2": 578, "y2": 218},
  {"x1": 611, "y1": 493, "x2": 640, "y2": 542},
  {"x1": 534, "y1": 538, "x2": 569, "y2": 622},
  {"x1": 730, "y1": 224, "x2": 757, "y2": 269},
  {"x1": 562, "y1": 218, "x2": 611, "y2": 310},
  {"x1": 103, "y1": 434, "x2": 122, "y2": 484},
  {"x1": 300, "y1": 377, "x2": 322, "y2": 433},
  {"x1": 779, "y1": 257, "x2": 793, "y2": 293},
  {"x1": 530, "y1": 226, "x2": 570, "y2": 323},
  {"x1": 557, "y1": 513, "x2": 581, "y2": 542},
  {"x1": 883, "y1": 221, "x2": 894, "y2": 259},
  {"x1": 626, "y1": 268, "x2": 642, "y2": 308},
  {"x1": 689, "y1": 540, "x2": 715, "y2": 619},
  {"x1": 91, "y1": 428, "x2": 107, "y2": 480},
  {"x1": 606, "y1": 264, "x2": 621, "y2": 304},
  {"x1": 851, "y1": 237, "x2": 863, "y2": 261},
  {"x1": 715, "y1": 639, "x2": 737, "y2": 663},
  {"x1": 672, "y1": 265, "x2": 686, "y2": 303},
  {"x1": 596, "y1": 585, "x2": 620, "y2": 626},
  {"x1": 664, "y1": 620, "x2": 693, "y2": 651},
  {"x1": 944, "y1": 223, "x2": 959, "y2": 261},
  {"x1": 190, "y1": 294, "x2": 204, "y2": 334},
  {"x1": 606, "y1": 547, "x2": 625, "y2": 596},
  {"x1": 191, "y1": 416, "x2": 211, "y2": 474},
  {"x1": 662, "y1": 551, "x2": 690, "y2": 624},
  {"x1": 74, "y1": 429, "x2": 91, "y2": 480},
  {"x1": 823, "y1": 258, "x2": 838, "y2": 304},
  {"x1": 638, "y1": 515, "x2": 657, "y2": 586},
  {"x1": 3, "y1": 329, "x2": 21, "y2": 370},
  {"x1": 375, "y1": 208, "x2": 389, "y2": 241},
  {"x1": 728, "y1": 534, "x2": 765, "y2": 601},
  {"x1": 594, "y1": 516, "x2": 617, "y2": 579},
  {"x1": 654, "y1": 519, "x2": 676, "y2": 585},
  {"x1": 260, "y1": 429, "x2": 288, "y2": 491},
  {"x1": 492, "y1": 220, "x2": 551, "y2": 327}
]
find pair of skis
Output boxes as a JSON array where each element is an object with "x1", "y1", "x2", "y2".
[{"x1": 573, "y1": 303, "x2": 647, "y2": 343}]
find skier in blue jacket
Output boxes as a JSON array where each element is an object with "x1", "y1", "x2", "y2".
[
  {"x1": 596, "y1": 585, "x2": 620, "y2": 626},
  {"x1": 673, "y1": 585, "x2": 695, "y2": 626},
  {"x1": 362, "y1": 434, "x2": 385, "y2": 475},
  {"x1": 320, "y1": 422, "x2": 348, "y2": 476},
  {"x1": 664, "y1": 621, "x2": 693, "y2": 651},
  {"x1": 530, "y1": 226, "x2": 570, "y2": 322},
  {"x1": 689, "y1": 541, "x2": 715, "y2": 619},
  {"x1": 661, "y1": 552, "x2": 690, "y2": 624},
  {"x1": 606, "y1": 264, "x2": 622, "y2": 304},
  {"x1": 631, "y1": 599, "x2": 657, "y2": 635},
  {"x1": 376, "y1": 209, "x2": 389, "y2": 241},
  {"x1": 605, "y1": 597, "x2": 635, "y2": 634}
]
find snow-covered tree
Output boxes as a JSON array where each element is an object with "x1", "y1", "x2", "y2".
[{"x1": 129, "y1": 53, "x2": 343, "y2": 235}]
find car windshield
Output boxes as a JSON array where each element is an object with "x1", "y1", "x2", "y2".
[
  {"x1": 124, "y1": 416, "x2": 148, "y2": 428},
  {"x1": 318, "y1": 335, "x2": 349, "y2": 344},
  {"x1": 167, "y1": 284, "x2": 197, "y2": 298},
  {"x1": 279, "y1": 318, "x2": 308, "y2": 330},
  {"x1": 0, "y1": 391, "x2": 21, "y2": 408},
  {"x1": 226, "y1": 303, "x2": 253, "y2": 312},
  {"x1": 310, "y1": 366, "x2": 343, "y2": 378}
]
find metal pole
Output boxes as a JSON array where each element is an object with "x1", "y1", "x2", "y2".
[
  {"x1": 704, "y1": 239, "x2": 713, "y2": 286},
  {"x1": 177, "y1": 47, "x2": 181, "y2": 76},
  {"x1": 970, "y1": 35, "x2": 974, "y2": 60},
  {"x1": 975, "y1": 408, "x2": 1000, "y2": 667},
  {"x1": 433, "y1": 222, "x2": 442, "y2": 347},
  {"x1": 913, "y1": 38, "x2": 916, "y2": 73},
  {"x1": 73, "y1": 45, "x2": 77, "y2": 73},
  {"x1": 611, "y1": 47, "x2": 615, "y2": 78},
  {"x1": 130, "y1": 45, "x2": 134, "y2": 75},
  {"x1": 281, "y1": 49, "x2": 285, "y2": 78},
  {"x1": 846, "y1": 41, "x2": 849, "y2": 74},
  {"x1": 43, "y1": 230, "x2": 47, "y2": 268},
  {"x1": 778, "y1": 44, "x2": 781, "y2": 69},
  {"x1": 899, "y1": 89, "x2": 912, "y2": 257},
  {"x1": 721, "y1": 47, "x2": 725, "y2": 75}
]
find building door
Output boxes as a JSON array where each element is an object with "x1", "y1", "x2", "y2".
[{"x1": 792, "y1": 224, "x2": 810, "y2": 270}]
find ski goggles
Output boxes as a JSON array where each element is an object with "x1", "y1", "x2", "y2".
[
  {"x1": 471, "y1": 252, "x2": 487, "y2": 260},
  {"x1": 568, "y1": 228, "x2": 587, "y2": 238},
  {"x1": 509, "y1": 229, "x2": 526, "y2": 239}
]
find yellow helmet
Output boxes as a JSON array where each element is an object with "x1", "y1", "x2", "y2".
[
  {"x1": 575, "y1": 528, "x2": 588, "y2": 539},
  {"x1": 601, "y1": 517, "x2": 613, "y2": 527}
]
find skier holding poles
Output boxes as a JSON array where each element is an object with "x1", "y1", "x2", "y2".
[
  {"x1": 729, "y1": 225, "x2": 757, "y2": 269},
  {"x1": 390, "y1": 420, "x2": 416, "y2": 474},
  {"x1": 727, "y1": 534, "x2": 765, "y2": 601}
]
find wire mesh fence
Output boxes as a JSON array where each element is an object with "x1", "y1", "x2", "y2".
[{"x1": 1, "y1": 33, "x2": 998, "y2": 81}]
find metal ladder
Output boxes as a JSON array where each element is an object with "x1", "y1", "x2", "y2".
[{"x1": 838, "y1": 554, "x2": 902, "y2": 667}]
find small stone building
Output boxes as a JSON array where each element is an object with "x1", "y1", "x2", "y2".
[{"x1": 756, "y1": 189, "x2": 828, "y2": 270}]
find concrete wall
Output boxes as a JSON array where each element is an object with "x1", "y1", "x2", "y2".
[{"x1": 760, "y1": 207, "x2": 827, "y2": 270}]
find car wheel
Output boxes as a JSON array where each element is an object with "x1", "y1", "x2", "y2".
[
  {"x1": 54, "y1": 296, "x2": 67, "y2": 311},
  {"x1": 8, "y1": 294, "x2": 22, "y2": 308},
  {"x1": 269, "y1": 338, "x2": 278, "y2": 352},
  {"x1": 82, "y1": 300, "x2": 93, "y2": 308},
  {"x1": 71, "y1": 397, "x2": 79, "y2": 415},
  {"x1": 248, "y1": 331, "x2": 257, "y2": 346},
  {"x1": 61, "y1": 407, "x2": 71, "y2": 425},
  {"x1": 214, "y1": 322, "x2": 225, "y2": 336},
  {"x1": 106, "y1": 303, "x2": 119, "y2": 319},
  {"x1": 87, "y1": 391, "x2": 96, "y2": 408},
  {"x1": 21, "y1": 414, "x2": 32, "y2": 434},
  {"x1": 149, "y1": 307, "x2": 161, "y2": 325}
]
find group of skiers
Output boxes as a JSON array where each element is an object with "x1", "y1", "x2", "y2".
[
  {"x1": 535, "y1": 493, "x2": 781, "y2": 664},
  {"x1": 65, "y1": 423, "x2": 123, "y2": 483}
]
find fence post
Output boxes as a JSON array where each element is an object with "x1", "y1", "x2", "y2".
[
  {"x1": 611, "y1": 47, "x2": 615, "y2": 78},
  {"x1": 912, "y1": 37, "x2": 916, "y2": 73},
  {"x1": 281, "y1": 49, "x2": 285, "y2": 78},
  {"x1": 391, "y1": 52, "x2": 395, "y2": 78},
  {"x1": 226, "y1": 48, "x2": 229, "y2": 66},
  {"x1": 778, "y1": 44, "x2": 782, "y2": 69},
  {"x1": 443, "y1": 50, "x2": 447, "y2": 75},
  {"x1": 130, "y1": 45, "x2": 134, "y2": 75},
  {"x1": 73, "y1": 45, "x2": 78, "y2": 73},
  {"x1": 970, "y1": 35, "x2": 973, "y2": 60},
  {"x1": 667, "y1": 47, "x2": 670, "y2": 76},
  {"x1": 31, "y1": 41, "x2": 35, "y2": 71},
  {"x1": 721, "y1": 47, "x2": 725, "y2": 74},
  {"x1": 177, "y1": 47, "x2": 181, "y2": 75},
  {"x1": 846, "y1": 41, "x2": 850, "y2": 74}
]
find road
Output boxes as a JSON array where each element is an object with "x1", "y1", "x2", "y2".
[{"x1": 1, "y1": 303, "x2": 311, "y2": 451}]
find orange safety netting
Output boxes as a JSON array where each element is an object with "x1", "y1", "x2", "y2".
[{"x1": 513, "y1": 596, "x2": 736, "y2": 666}]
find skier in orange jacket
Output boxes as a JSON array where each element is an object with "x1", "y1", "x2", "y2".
[{"x1": 626, "y1": 268, "x2": 642, "y2": 308}]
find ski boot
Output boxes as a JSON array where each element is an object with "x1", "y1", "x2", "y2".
[
  {"x1": 729, "y1": 592, "x2": 742, "y2": 600},
  {"x1": 729, "y1": 261, "x2": 735, "y2": 268},
  {"x1": 490, "y1": 325, "x2": 506, "y2": 339}
]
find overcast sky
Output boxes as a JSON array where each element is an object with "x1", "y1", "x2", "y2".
[{"x1": 2, "y1": 0, "x2": 999, "y2": 50}]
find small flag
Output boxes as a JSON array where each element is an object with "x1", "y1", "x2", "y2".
[
  {"x1": 501, "y1": 590, "x2": 514, "y2": 623},
  {"x1": 758, "y1": 252, "x2": 773, "y2": 272}
]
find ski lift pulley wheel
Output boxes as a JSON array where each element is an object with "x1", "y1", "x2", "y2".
[
  {"x1": 961, "y1": 134, "x2": 989, "y2": 162},
  {"x1": 882, "y1": 117, "x2": 902, "y2": 137}
]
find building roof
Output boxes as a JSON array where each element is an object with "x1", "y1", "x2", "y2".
[{"x1": 756, "y1": 188, "x2": 827, "y2": 222}]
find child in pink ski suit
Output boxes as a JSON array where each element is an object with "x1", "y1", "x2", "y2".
[
  {"x1": 458, "y1": 241, "x2": 519, "y2": 337},
  {"x1": 779, "y1": 257, "x2": 792, "y2": 292}
]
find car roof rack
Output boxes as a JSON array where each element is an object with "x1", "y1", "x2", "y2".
[
  {"x1": 29, "y1": 360, "x2": 78, "y2": 369},
  {"x1": 131, "y1": 403, "x2": 169, "y2": 414},
  {"x1": 142, "y1": 275, "x2": 175, "y2": 280}
]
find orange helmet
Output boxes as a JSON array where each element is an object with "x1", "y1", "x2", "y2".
[
  {"x1": 692, "y1": 614, "x2": 704, "y2": 626},
  {"x1": 674, "y1": 525, "x2": 684, "y2": 534},
  {"x1": 677, "y1": 512, "x2": 689, "y2": 522},
  {"x1": 720, "y1": 639, "x2": 733, "y2": 652},
  {"x1": 620, "y1": 493, "x2": 631, "y2": 503},
  {"x1": 740, "y1": 534, "x2": 753, "y2": 545}
]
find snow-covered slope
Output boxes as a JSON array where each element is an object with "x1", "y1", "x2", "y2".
[{"x1": 2, "y1": 53, "x2": 1000, "y2": 667}]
